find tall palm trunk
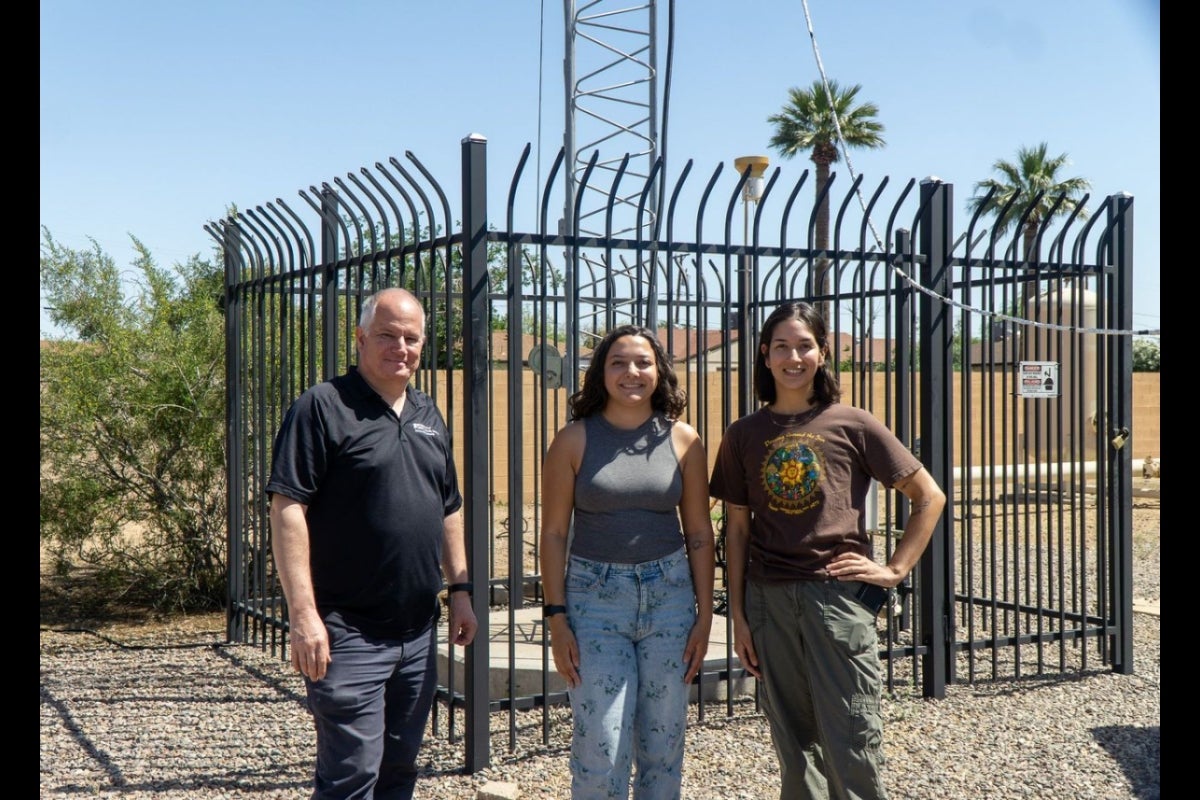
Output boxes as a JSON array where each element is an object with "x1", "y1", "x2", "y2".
[
  {"x1": 767, "y1": 80, "x2": 887, "y2": 327},
  {"x1": 1018, "y1": 217, "x2": 1058, "y2": 400},
  {"x1": 1021, "y1": 220, "x2": 1040, "y2": 323},
  {"x1": 812, "y1": 143, "x2": 837, "y2": 324}
]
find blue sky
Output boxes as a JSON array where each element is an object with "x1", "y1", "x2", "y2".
[{"x1": 40, "y1": 0, "x2": 1159, "y2": 339}]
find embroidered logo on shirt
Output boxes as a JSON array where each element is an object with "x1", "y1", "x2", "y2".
[
  {"x1": 412, "y1": 423, "x2": 440, "y2": 437},
  {"x1": 761, "y1": 431, "x2": 825, "y2": 514}
]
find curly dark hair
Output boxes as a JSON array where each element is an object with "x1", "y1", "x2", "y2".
[
  {"x1": 569, "y1": 325, "x2": 687, "y2": 420},
  {"x1": 753, "y1": 302, "x2": 842, "y2": 406}
]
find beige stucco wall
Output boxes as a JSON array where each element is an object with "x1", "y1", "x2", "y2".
[{"x1": 436, "y1": 371, "x2": 1160, "y2": 505}]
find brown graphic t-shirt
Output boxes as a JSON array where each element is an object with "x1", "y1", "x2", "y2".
[{"x1": 709, "y1": 403, "x2": 921, "y2": 582}]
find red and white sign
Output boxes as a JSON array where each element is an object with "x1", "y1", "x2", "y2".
[{"x1": 1017, "y1": 361, "x2": 1059, "y2": 398}]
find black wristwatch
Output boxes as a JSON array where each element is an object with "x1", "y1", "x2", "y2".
[{"x1": 542, "y1": 604, "x2": 567, "y2": 618}]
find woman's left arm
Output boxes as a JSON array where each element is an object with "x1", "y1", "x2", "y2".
[
  {"x1": 881, "y1": 467, "x2": 947, "y2": 585},
  {"x1": 827, "y1": 465, "x2": 946, "y2": 588},
  {"x1": 674, "y1": 422, "x2": 715, "y2": 683}
]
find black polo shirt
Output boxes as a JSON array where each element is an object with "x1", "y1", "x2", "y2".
[{"x1": 265, "y1": 366, "x2": 462, "y2": 638}]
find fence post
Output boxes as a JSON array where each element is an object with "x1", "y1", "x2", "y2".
[
  {"x1": 917, "y1": 178, "x2": 955, "y2": 699},
  {"x1": 1107, "y1": 192, "x2": 1135, "y2": 674},
  {"x1": 320, "y1": 188, "x2": 340, "y2": 381},
  {"x1": 460, "y1": 132, "x2": 491, "y2": 770},
  {"x1": 223, "y1": 220, "x2": 246, "y2": 644}
]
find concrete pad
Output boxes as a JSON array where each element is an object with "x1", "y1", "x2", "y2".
[
  {"x1": 440, "y1": 595, "x2": 1160, "y2": 701},
  {"x1": 1132, "y1": 597, "x2": 1159, "y2": 616},
  {"x1": 437, "y1": 607, "x2": 752, "y2": 704}
]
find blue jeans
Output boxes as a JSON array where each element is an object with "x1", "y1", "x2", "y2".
[
  {"x1": 565, "y1": 546, "x2": 697, "y2": 800},
  {"x1": 304, "y1": 611, "x2": 437, "y2": 800}
]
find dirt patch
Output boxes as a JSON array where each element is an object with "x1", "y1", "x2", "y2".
[{"x1": 39, "y1": 537, "x2": 226, "y2": 639}]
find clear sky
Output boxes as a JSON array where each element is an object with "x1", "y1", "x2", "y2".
[{"x1": 40, "y1": 0, "x2": 1160, "y2": 339}]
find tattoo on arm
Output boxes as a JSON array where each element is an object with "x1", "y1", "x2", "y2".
[
  {"x1": 912, "y1": 498, "x2": 933, "y2": 514},
  {"x1": 688, "y1": 536, "x2": 709, "y2": 551}
]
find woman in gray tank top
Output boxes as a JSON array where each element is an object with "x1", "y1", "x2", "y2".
[{"x1": 541, "y1": 324, "x2": 715, "y2": 800}]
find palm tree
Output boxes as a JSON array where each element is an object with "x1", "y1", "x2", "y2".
[
  {"x1": 968, "y1": 142, "x2": 1090, "y2": 264},
  {"x1": 968, "y1": 142, "x2": 1091, "y2": 320},
  {"x1": 767, "y1": 79, "x2": 886, "y2": 321}
]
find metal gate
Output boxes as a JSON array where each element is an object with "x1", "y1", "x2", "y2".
[{"x1": 212, "y1": 134, "x2": 1135, "y2": 771}]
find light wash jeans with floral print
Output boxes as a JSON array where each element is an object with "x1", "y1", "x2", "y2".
[{"x1": 564, "y1": 546, "x2": 696, "y2": 800}]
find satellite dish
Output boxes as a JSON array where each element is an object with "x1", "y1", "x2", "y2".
[{"x1": 527, "y1": 343, "x2": 564, "y2": 389}]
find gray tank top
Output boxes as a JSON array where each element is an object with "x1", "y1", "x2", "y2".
[{"x1": 570, "y1": 413, "x2": 684, "y2": 563}]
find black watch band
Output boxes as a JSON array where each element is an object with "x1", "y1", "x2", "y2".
[
  {"x1": 542, "y1": 604, "x2": 567, "y2": 618},
  {"x1": 447, "y1": 582, "x2": 473, "y2": 595}
]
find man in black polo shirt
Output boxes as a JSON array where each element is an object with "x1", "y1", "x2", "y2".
[{"x1": 266, "y1": 287, "x2": 478, "y2": 800}]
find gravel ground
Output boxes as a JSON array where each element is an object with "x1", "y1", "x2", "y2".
[{"x1": 41, "y1": 496, "x2": 1159, "y2": 799}]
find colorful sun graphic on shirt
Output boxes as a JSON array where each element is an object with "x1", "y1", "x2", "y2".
[{"x1": 761, "y1": 432, "x2": 825, "y2": 514}]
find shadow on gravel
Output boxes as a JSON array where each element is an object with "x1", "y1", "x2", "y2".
[
  {"x1": 213, "y1": 645, "x2": 310, "y2": 707},
  {"x1": 41, "y1": 628, "x2": 316, "y2": 796},
  {"x1": 40, "y1": 682, "x2": 127, "y2": 788},
  {"x1": 1092, "y1": 725, "x2": 1160, "y2": 800}
]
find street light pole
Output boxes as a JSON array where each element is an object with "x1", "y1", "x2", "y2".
[{"x1": 733, "y1": 155, "x2": 769, "y2": 418}]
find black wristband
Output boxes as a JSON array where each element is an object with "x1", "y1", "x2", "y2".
[
  {"x1": 447, "y1": 582, "x2": 473, "y2": 595},
  {"x1": 543, "y1": 604, "x2": 567, "y2": 618}
]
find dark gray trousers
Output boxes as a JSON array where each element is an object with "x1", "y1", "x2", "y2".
[{"x1": 304, "y1": 612, "x2": 437, "y2": 800}]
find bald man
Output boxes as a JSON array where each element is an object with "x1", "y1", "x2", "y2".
[{"x1": 267, "y1": 288, "x2": 477, "y2": 799}]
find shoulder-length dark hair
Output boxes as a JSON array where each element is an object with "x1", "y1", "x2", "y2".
[
  {"x1": 569, "y1": 324, "x2": 687, "y2": 420},
  {"x1": 754, "y1": 302, "x2": 842, "y2": 406}
]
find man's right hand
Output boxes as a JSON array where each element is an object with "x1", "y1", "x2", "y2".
[{"x1": 288, "y1": 610, "x2": 331, "y2": 681}]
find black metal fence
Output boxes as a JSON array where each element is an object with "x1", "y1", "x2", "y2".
[{"x1": 211, "y1": 134, "x2": 1135, "y2": 772}]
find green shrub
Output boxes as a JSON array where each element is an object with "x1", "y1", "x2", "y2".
[
  {"x1": 40, "y1": 227, "x2": 228, "y2": 612},
  {"x1": 1132, "y1": 338, "x2": 1160, "y2": 372}
]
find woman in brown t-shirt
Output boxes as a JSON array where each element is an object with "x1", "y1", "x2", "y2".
[{"x1": 709, "y1": 302, "x2": 946, "y2": 800}]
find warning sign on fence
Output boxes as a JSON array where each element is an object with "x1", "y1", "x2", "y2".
[{"x1": 1017, "y1": 361, "x2": 1059, "y2": 398}]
